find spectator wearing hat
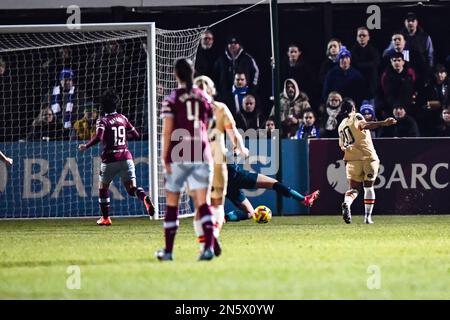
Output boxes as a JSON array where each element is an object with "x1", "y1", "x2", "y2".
[
  {"x1": 350, "y1": 27, "x2": 380, "y2": 102},
  {"x1": 379, "y1": 105, "x2": 420, "y2": 138},
  {"x1": 359, "y1": 101, "x2": 378, "y2": 138},
  {"x1": 323, "y1": 46, "x2": 366, "y2": 106},
  {"x1": 271, "y1": 78, "x2": 310, "y2": 138},
  {"x1": 51, "y1": 68, "x2": 77, "y2": 130},
  {"x1": 402, "y1": 12, "x2": 434, "y2": 69},
  {"x1": 380, "y1": 51, "x2": 416, "y2": 116},
  {"x1": 72, "y1": 102, "x2": 99, "y2": 140},
  {"x1": 195, "y1": 30, "x2": 218, "y2": 79},
  {"x1": 212, "y1": 35, "x2": 260, "y2": 101}
]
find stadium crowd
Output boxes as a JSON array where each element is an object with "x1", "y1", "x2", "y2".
[{"x1": 0, "y1": 11, "x2": 449, "y2": 141}]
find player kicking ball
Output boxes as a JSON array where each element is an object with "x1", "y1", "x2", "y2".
[
  {"x1": 78, "y1": 89, "x2": 155, "y2": 225},
  {"x1": 337, "y1": 98, "x2": 396, "y2": 224},
  {"x1": 225, "y1": 164, "x2": 320, "y2": 222}
]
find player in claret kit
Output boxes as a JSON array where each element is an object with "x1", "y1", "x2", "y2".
[
  {"x1": 78, "y1": 89, "x2": 155, "y2": 226},
  {"x1": 157, "y1": 58, "x2": 215, "y2": 262}
]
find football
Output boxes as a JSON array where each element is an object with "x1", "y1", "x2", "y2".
[{"x1": 253, "y1": 205, "x2": 272, "y2": 224}]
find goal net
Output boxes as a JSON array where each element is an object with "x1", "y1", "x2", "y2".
[{"x1": 0, "y1": 23, "x2": 206, "y2": 219}]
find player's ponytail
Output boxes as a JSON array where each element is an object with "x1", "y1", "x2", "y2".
[
  {"x1": 174, "y1": 58, "x2": 194, "y2": 93},
  {"x1": 339, "y1": 98, "x2": 356, "y2": 118}
]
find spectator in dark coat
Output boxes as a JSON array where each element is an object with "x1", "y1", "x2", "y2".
[
  {"x1": 195, "y1": 30, "x2": 218, "y2": 78},
  {"x1": 323, "y1": 47, "x2": 366, "y2": 106},
  {"x1": 236, "y1": 94, "x2": 264, "y2": 131},
  {"x1": 319, "y1": 38, "x2": 342, "y2": 86},
  {"x1": 380, "y1": 51, "x2": 416, "y2": 114},
  {"x1": 319, "y1": 91, "x2": 342, "y2": 138},
  {"x1": 436, "y1": 107, "x2": 450, "y2": 137},
  {"x1": 213, "y1": 35, "x2": 259, "y2": 100},
  {"x1": 379, "y1": 105, "x2": 420, "y2": 137},
  {"x1": 350, "y1": 27, "x2": 380, "y2": 102},
  {"x1": 27, "y1": 106, "x2": 64, "y2": 141}
]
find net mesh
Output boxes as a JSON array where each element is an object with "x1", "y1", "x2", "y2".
[{"x1": 0, "y1": 25, "x2": 206, "y2": 219}]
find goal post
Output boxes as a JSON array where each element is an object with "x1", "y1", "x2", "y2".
[{"x1": 0, "y1": 23, "x2": 206, "y2": 219}]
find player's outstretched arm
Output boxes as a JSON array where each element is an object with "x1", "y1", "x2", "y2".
[
  {"x1": 0, "y1": 150, "x2": 13, "y2": 166},
  {"x1": 359, "y1": 117, "x2": 397, "y2": 130},
  {"x1": 226, "y1": 125, "x2": 249, "y2": 157}
]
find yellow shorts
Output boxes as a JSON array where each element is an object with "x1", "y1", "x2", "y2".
[
  {"x1": 346, "y1": 160, "x2": 380, "y2": 182},
  {"x1": 211, "y1": 163, "x2": 228, "y2": 199}
]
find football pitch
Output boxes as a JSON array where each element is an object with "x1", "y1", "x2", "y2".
[{"x1": 0, "y1": 215, "x2": 448, "y2": 300}]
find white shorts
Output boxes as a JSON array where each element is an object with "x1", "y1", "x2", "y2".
[
  {"x1": 165, "y1": 162, "x2": 213, "y2": 193},
  {"x1": 99, "y1": 160, "x2": 136, "y2": 185}
]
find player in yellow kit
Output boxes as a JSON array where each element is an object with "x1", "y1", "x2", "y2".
[
  {"x1": 193, "y1": 75, "x2": 248, "y2": 256},
  {"x1": 338, "y1": 98, "x2": 397, "y2": 224}
]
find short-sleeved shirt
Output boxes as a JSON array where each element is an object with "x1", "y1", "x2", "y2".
[
  {"x1": 161, "y1": 87, "x2": 213, "y2": 163},
  {"x1": 338, "y1": 112, "x2": 379, "y2": 162},
  {"x1": 96, "y1": 113, "x2": 136, "y2": 163}
]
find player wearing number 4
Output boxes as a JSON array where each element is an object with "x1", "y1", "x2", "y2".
[
  {"x1": 78, "y1": 89, "x2": 155, "y2": 226},
  {"x1": 337, "y1": 98, "x2": 396, "y2": 224},
  {"x1": 157, "y1": 58, "x2": 215, "y2": 262}
]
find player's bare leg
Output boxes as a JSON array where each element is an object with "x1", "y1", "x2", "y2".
[
  {"x1": 363, "y1": 180, "x2": 375, "y2": 224},
  {"x1": 97, "y1": 181, "x2": 112, "y2": 226},
  {"x1": 256, "y1": 174, "x2": 320, "y2": 207},
  {"x1": 156, "y1": 191, "x2": 180, "y2": 261},
  {"x1": 124, "y1": 179, "x2": 155, "y2": 217},
  {"x1": 342, "y1": 180, "x2": 361, "y2": 224},
  {"x1": 193, "y1": 195, "x2": 223, "y2": 257}
]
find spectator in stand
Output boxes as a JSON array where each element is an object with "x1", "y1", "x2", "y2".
[
  {"x1": 379, "y1": 105, "x2": 420, "y2": 137},
  {"x1": 380, "y1": 51, "x2": 416, "y2": 116},
  {"x1": 436, "y1": 107, "x2": 450, "y2": 136},
  {"x1": 51, "y1": 68, "x2": 77, "y2": 130},
  {"x1": 359, "y1": 101, "x2": 378, "y2": 138},
  {"x1": 213, "y1": 35, "x2": 259, "y2": 100},
  {"x1": 319, "y1": 38, "x2": 342, "y2": 86},
  {"x1": 323, "y1": 47, "x2": 366, "y2": 106},
  {"x1": 382, "y1": 31, "x2": 426, "y2": 89},
  {"x1": 271, "y1": 78, "x2": 310, "y2": 138},
  {"x1": 27, "y1": 106, "x2": 64, "y2": 141},
  {"x1": 281, "y1": 43, "x2": 316, "y2": 101},
  {"x1": 420, "y1": 64, "x2": 449, "y2": 136},
  {"x1": 228, "y1": 71, "x2": 250, "y2": 116},
  {"x1": 292, "y1": 109, "x2": 320, "y2": 140},
  {"x1": 264, "y1": 116, "x2": 276, "y2": 138},
  {"x1": 195, "y1": 30, "x2": 218, "y2": 78},
  {"x1": 235, "y1": 94, "x2": 264, "y2": 131},
  {"x1": 72, "y1": 101, "x2": 98, "y2": 140},
  {"x1": 402, "y1": 12, "x2": 434, "y2": 70},
  {"x1": 319, "y1": 91, "x2": 342, "y2": 138},
  {"x1": 350, "y1": 27, "x2": 380, "y2": 103}
]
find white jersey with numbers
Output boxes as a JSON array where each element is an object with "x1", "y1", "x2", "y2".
[{"x1": 338, "y1": 112, "x2": 379, "y2": 162}]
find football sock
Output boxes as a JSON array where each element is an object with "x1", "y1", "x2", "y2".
[
  {"x1": 364, "y1": 187, "x2": 375, "y2": 219},
  {"x1": 127, "y1": 186, "x2": 147, "y2": 201},
  {"x1": 211, "y1": 205, "x2": 224, "y2": 238},
  {"x1": 344, "y1": 189, "x2": 359, "y2": 207},
  {"x1": 225, "y1": 209, "x2": 250, "y2": 222},
  {"x1": 193, "y1": 218, "x2": 205, "y2": 251},
  {"x1": 99, "y1": 189, "x2": 110, "y2": 219},
  {"x1": 273, "y1": 182, "x2": 305, "y2": 201},
  {"x1": 164, "y1": 205, "x2": 179, "y2": 254},
  {"x1": 199, "y1": 204, "x2": 214, "y2": 250}
]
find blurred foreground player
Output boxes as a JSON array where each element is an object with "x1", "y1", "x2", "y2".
[
  {"x1": 157, "y1": 58, "x2": 215, "y2": 261},
  {"x1": 78, "y1": 89, "x2": 155, "y2": 225},
  {"x1": 337, "y1": 98, "x2": 396, "y2": 224}
]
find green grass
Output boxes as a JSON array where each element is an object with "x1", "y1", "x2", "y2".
[{"x1": 0, "y1": 215, "x2": 449, "y2": 299}]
